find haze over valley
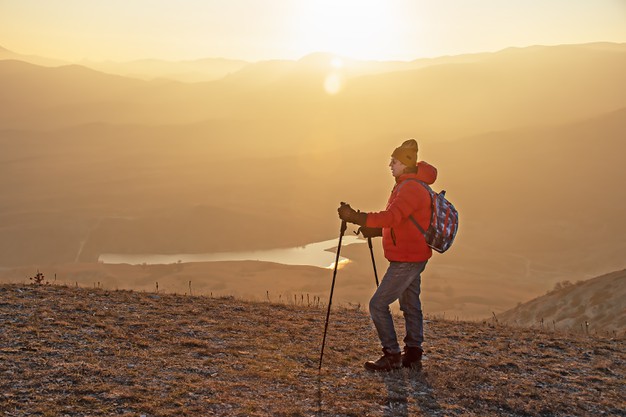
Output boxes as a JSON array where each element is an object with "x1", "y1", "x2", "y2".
[{"x1": 1, "y1": 41, "x2": 625, "y2": 325}]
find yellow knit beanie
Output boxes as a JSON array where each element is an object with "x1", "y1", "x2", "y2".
[{"x1": 391, "y1": 139, "x2": 418, "y2": 167}]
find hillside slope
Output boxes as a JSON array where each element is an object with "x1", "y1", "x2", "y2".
[
  {"x1": 497, "y1": 269, "x2": 626, "y2": 332},
  {"x1": 0, "y1": 284, "x2": 623, "y2": 416}
]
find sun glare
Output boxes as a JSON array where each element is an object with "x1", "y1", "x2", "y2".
[
  {"x1": 324, "y1": 73, "x2": 342, "y2": 95},
  {"x1": 323, "y1": 57, "x2": 345, "y2": 94},
  {"x1": 331, "y1": 57, "x2": 344, "y2": 69},
  {"x1": 293, "y1": 0, "x2": 396, "y2": 60}
]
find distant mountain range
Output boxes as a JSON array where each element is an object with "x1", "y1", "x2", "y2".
[
  {"x1": 0, "y1": 44, "x2": 67, "y2": 67},
  {"x1": 1, "y1": 42, "x2": 625, "y2": 140},
  {"x1": 0, "y1": 44, "x2": 249, "y2": 82},
  {"x1": 497, "y1": 269, "x2": 625, "y2": 332},
  {"x1": 0, "y1": 44, "x2": 490, "y2": 83},
  {"x1": 1, "y1": 42, "x2": 625, "y2": 320}
]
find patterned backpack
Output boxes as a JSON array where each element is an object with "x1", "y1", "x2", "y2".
[{"x1": 405, "y1": 179, "x2": 459, "y2": 253}]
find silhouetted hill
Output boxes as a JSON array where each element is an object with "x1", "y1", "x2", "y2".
[
  {"x1": 222, "y1": 50, "x2": 495, "y2": 88},
  {"x1": 336, "y1": 43, "x2": 626, "y2": 139},
  {"x1": 0, "y1": 44, "x2": 66, "y2": 67},
  {"x1": 79, "y1": 57, "x2": 250, "y2": 82},
  {"x1": 0, "y1": 283, "x2": 623, "y2": 416},
  {"x1": 0, "y1": 44, "x2": 249, "y2": 82},
  {"x1": 497, "y1": 269, "x2": 626, "y2": 332},
  {"x1": 2, "y1": 43, "x2": 625, "y2": 138},
  {"x1": 0, "y1": 59, "x2": 161, "y2": 127}
]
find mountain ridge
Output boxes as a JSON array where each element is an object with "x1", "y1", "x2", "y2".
[{"x1": 2, "y1": 42, "x2": 624, "y2": 138}]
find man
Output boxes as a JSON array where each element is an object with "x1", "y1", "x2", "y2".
[{"x1": 337, "y1": 138, "x2": 437, "y2": 371}]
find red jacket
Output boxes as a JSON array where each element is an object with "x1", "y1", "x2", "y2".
[{"x1": 365, "y1": 161, "x2": 437, "y2": 262}]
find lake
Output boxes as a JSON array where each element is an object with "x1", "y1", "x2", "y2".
[{"x1": 98, "y1": 235, "x2": 365, "y2": 268}]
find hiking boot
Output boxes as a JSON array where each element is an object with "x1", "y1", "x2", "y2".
[
  {"x1": 402, "y1": 346, "x2": 423, "y2": 369},
  {"x1": 364, "y1": 348, "x2": 402, "y2": 372}
]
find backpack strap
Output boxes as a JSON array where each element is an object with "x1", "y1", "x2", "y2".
[
  {"x1": 410, "y1": 214, "x2": 428, "y2": 235},
  {"x1": 397, "y1": 178, "x2": 434, "y2": 236}
]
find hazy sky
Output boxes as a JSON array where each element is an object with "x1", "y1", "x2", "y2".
[{"x1": 1, "y1": 0, "x2": 625, "y2": 62}]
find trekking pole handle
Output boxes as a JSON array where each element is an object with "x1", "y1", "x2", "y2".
[{"x1": 339, "y1": 202, "x2": 349, "y2": 234}]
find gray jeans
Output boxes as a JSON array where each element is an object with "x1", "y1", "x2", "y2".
[{"x1": 369, "y1": 261, "x2": 428, "y2": 354}]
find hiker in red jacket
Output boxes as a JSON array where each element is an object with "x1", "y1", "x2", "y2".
[{"x1": 338, "y1": 139, "x2": 436, "y2": 371}]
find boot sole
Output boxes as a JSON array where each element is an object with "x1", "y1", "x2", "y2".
[{"x1": 364, "y1": 363, "x2": 402, "y2": 372}]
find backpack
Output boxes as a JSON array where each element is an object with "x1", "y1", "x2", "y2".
[{"x1": 404, "y1": 179, "x2": 459, "y2": 253}]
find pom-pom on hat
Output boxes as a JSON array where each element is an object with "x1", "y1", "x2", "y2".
[{"x1": 391, "y1": 139, "x2": 418, "y2": 167}]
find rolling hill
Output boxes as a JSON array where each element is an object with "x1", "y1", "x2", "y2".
[
  {"x1": 497, "y1": 269, "x2": 626, "y2": 332},
  {"x1": 0, "y1": 44, "x2": 67, "y2": 67},
  {"x1": 1, "y1": 42, "x2": 625, "y2": 139},
  {"x1": 0, "y1": 44, "x2": 250, "y2": 83},
  {"x1": 78, "y1": 57, "x2": 250, "y2": 83}
]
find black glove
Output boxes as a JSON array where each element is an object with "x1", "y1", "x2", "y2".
[
  {"x1": 337, "y1": 202, "x2": 367, "y2": 226},
  {"x1": 357, "y1": 226, "x2": 382, "y2": 238}
]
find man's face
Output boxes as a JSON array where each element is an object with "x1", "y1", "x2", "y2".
[{"x1": 389, "y1": 157, "x2": 407, "y2": 178}]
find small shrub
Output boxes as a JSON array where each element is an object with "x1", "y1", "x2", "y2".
[
  {"x1": 29, "y1": 270, "x2": 48, "y2": 286},
  {"x1": 549, "y1": 280, "x2": 573, "y2": 294}
]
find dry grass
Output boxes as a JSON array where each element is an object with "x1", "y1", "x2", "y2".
[{"x1": 0, "y1": 283, "x2": 624, "y2": 417}]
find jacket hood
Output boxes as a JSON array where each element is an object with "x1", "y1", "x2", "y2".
[{"x1": 396, "y1": 161, "x2": 437, "y2": 185}]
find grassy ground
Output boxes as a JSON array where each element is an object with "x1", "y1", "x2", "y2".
[{"x1": 0, "y1": 283, "x2": 624, "y2": 416}]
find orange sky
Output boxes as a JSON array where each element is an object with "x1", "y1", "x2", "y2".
[{"x1": 1, "y1": 0, "x2": 625, "y2": 62}]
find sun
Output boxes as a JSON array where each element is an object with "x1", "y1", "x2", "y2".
[{"x1": 291, "y1": 0, "x2": 397, "y2": 60}]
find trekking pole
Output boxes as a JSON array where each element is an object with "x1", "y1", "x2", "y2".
[
  {"x1": 319, "y1": 219, "x2": 347, "y2": 371},
  {"x1": 355, "y1": 228, "x2": 380, "y2": 288},
  {"x1": 367, "y1": 237, "x2": 380, "y2": 287}
]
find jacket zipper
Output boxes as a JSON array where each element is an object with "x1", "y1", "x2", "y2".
[{"x1": 390, "y1": 228, "x2": 397, "y2": 246}]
